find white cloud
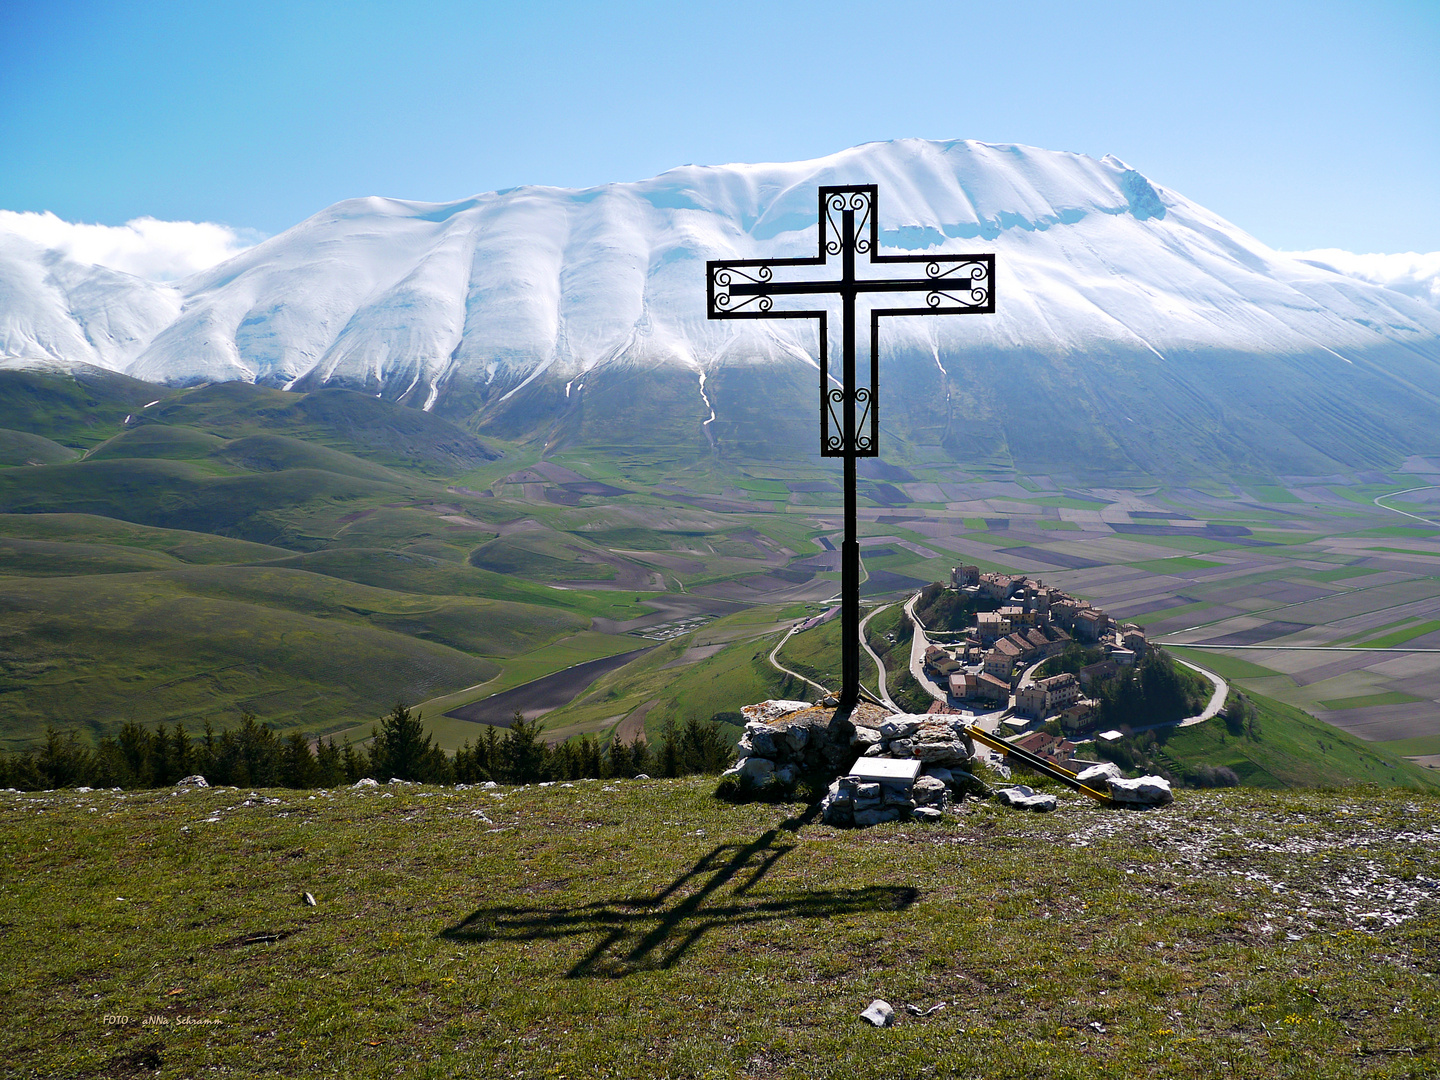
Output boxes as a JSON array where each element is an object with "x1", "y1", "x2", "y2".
[
  {"x1": 0, "y1": 210, "x2": 262, "y2": 283},
  {"x1": 1285, "y1": 248, "x2": 1440, "y2": 311}
]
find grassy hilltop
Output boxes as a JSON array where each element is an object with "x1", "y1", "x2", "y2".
[{"x1": 3, "y1": 779, "x2": 1438, "y2": 1079}]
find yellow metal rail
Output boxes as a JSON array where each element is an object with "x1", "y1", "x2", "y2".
[{"x1": 963, "y1": 724, "x2": 1113, "y2": 805}]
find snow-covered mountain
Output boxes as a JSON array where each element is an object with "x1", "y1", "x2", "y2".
[{"x1": 5, "y1": 139, "x2": 1440, "y2": 476}]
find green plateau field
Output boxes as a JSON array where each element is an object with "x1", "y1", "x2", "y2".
[
  {"x1": 1, "y1": 365, "x2": 1438, "y2": 798},
  {"x1": 4, "y1": 780, "x2": 1438, "y2": 1078}
]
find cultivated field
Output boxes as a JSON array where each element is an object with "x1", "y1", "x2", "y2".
[{"x1": 2, "y1": 369, "x2": 1438, "y2": 785}]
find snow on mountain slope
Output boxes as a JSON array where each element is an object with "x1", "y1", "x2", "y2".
[
  {"x1": 82, "y1": 139, "x2": 1440, "y2": 396},
  {"x1": 1283, "y1": 249, "x2": 1440, "y2": 312},
  {"x1": 0, "y1": 232, "x2": 181, "y2": 370},
  {"x1": 4, "y1": 139, "x2": 1440, "y2": 476}
]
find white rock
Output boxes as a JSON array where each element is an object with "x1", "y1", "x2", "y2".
[
  {"x1": 742, "y1": 721, "x2": 781, "y2": 758},
  {"x1": 481, "y1": 780, "x2": 499, "y2": 789},
  {"x1": 775, "y1": 764, "x2": 799, "y2": 786},
  {"x1": 913, "y1": 739, "x2": 970, "y2": 765},
  {"x1": 995, "y1": 785, "x2": 1058, "y2": 811},
  {"x1": 302, "y1": 891, "x2": 317, "y2": 906},
  {"x1": 1075, "y1": 762, "x2": 1122, "y2": 786},
  {"x1": 738, "y1": 757, "x2": 776, "y2": 784},
  {"x1": 912, "y1": 806, "x2": 943, "y2": 822},
  {"x1": 879, "y1": 716, "x2": 924, "y2": 740},
  {"x1": 851, "y1": 726, "x2": 882, "y2": 747},
  {"x1": 1108, "y1": 775, "x2": 1173, "y2": 805},
  {"x1": 924, "y1": 766, "x2": 955, "y2": 786},
  {"x1": 912, "y1": 776, "x2": 948, "y2": 806},
  {"x1": 175, "y1": 775, "x2": 209, "y2": 788},
  {"x1": 861, "y1": 999, "x2": 895, "y2": 1027},
  {"x1": 353, "y1": 778, "x2": 379, "y2": 788}
]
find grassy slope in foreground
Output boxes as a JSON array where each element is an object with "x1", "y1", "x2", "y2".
[{"x1": 3, "y1": 781, "x2": 1437, "y2": 1079}]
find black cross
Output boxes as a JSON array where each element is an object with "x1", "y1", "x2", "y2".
[{"x1": 707, "y1": 186, "x2": 995, "y2": 716}]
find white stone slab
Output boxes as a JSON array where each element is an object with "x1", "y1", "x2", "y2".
[{"x1": 848, "y1": 757, "x2": 922, "y2": 782}]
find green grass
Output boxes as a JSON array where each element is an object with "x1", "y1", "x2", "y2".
[
  {"x1": 1317, "y1": 692, "x2": 1426, "y2": 711},
  {"x1": 0, "y1": 457, "x2": 412, "y2": 549},
  {"x1": 1365, "y1": 546, "x2": 1440, "y2": 559},
  {"x1": 1128, "y1": 600, "x2": 1214, "y2": 625},
  {"x1": 0, "y1": 427, "x2": 81, "y2": 466},
  {"x1": 1243, "y1": 485, "x2": 1302, "y2": 504},
  {"x1": 1354, "y1": 621, "x2": 1440, "y2": 649},
  {"x1": 1375, "y1": 734, "x2": 1440, "y2": 758},
  {"x1": 0, "y1": 513, "x2": 294, "y2": 564},
  {"x1": 0, "y1": 367, "x2": 158, "y2": 448},
  {"x1": 775, "y1": 616, "x2": 879, "y2": 695},
  {"x1": 5, "y1": 782, "x2": 1439, "y2": 1079},
  {"x1": 1167, "y1": 648, "x2": 1284, "y2": 681},
  {"x1": 1157, "y1": 690, "x2": 1439, "y2": 790}
]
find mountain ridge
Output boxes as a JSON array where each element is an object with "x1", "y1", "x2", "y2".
[{"x1": 4, "y1": 139, "x2": 1440, "y2": 478}]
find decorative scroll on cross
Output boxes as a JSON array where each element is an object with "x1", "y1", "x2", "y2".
[{"x1": 706, "y1": 186, "x2": 996, "y2": 715}]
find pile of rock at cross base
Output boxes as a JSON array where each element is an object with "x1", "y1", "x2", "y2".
[
  {"x1": 720, "y1": 699, "x2": 1173, "y2": 826},
  {"x1": 719, "y1": 699, "x2": 993, "y2": 826}
]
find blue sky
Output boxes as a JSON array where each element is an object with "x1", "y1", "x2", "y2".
[{"x1": 2, "y1": 0, "x2": 1436, "y2": 252}]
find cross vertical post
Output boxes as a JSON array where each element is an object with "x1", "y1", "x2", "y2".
[{"x1": 707, "y1": 186, "x2": 995, "y2": 718}]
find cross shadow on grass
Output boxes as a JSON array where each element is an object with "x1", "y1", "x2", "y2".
[{"x1": 440, "y1": 803, "x2": 919, "y2": 978}]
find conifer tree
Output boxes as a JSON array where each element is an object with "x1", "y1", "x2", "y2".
[
  {"x1": 315, "y1": 737, "x2": 345, "y2": 786},
  {"x1": 281, "y1": 732, "x2": 321, "y2": 788},
  {"x1": 607, "y1": 732, "x2": 632, "y2": 779},
  {"x1": 171, "y1": 723, "x2": 194, "y2": 780},
  {"x1": 341, "y1": 738, "x2": 369, "y2": 782},
  {"x1": 500, "y1": 713, "x2": 548, "y2": 783},
  {"x1": 370, "y1": 702, "x2": 432, "y2": 782},
  {"x1": 657, "y1": 716, "x2": 682, "y2": 778}
]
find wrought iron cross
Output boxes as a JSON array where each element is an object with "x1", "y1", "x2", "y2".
[{"x1": 707, "y1": 185, "x2": 995, "y2": 717}]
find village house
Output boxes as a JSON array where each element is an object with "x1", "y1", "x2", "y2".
[
  {"x1": 1059, "y1": 697, "x2": 1100, "y2": 733},
  {"x1": 1072, "y1": 607, "x2": 1110, "y2": 642},
  {"x1": 975, "y1": 672, "x2": 1010, "y2": 705},
  {"x1": 998, "y1": 604, "x2": 1032, "y2": 628},
  {"x1": 1048, "y1": 598, "x2": 1081, "y2": 630},
  {"x1": 1039, "y1": 671, "x2": 1080, "y2": 709},
  {"x1": 1122, "y1": 626, "x2": 1149, "y2": 654},
  {"x1": 983, "y1": 637, "x2": 1025, "y2": 680},
  {"x1": 1014, "y1": 671, "x2": 1080, "y2": 719},
  {"x1": 979, "y1": 572, "x2": 1024, "y2": 603},
  {"x1": 950, "y1": 565, "x2": 980, "y2": 588},
  {"x1": 924, "y1": 645, "x2": 963, "y2": 677},
  {"x1": 1079, "y1": 658, "x2": 1121, "y2": 691},
  {"x1": 975, "y1": 611, "x2": 1010, "y2": 644}
]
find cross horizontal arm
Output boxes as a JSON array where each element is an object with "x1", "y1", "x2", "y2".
[{"x1": 727, "y1": 273, "x2": 987, "y2": 297}]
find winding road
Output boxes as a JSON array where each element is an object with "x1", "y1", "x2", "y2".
[
  {"x1": 858, "y1": 603, "x2": 898, "y2": 711},
  {"x1": 766, "y1": 626, "x2": 830, "y2": 698}
]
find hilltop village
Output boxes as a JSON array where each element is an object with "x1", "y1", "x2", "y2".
[{"x1": 920, "y1": 567, "x2": 1150, "y2": 738}]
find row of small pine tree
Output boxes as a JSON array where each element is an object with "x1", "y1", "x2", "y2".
[{"x1": 0, "y1": 704, "x2": 735, "y2": 791}]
